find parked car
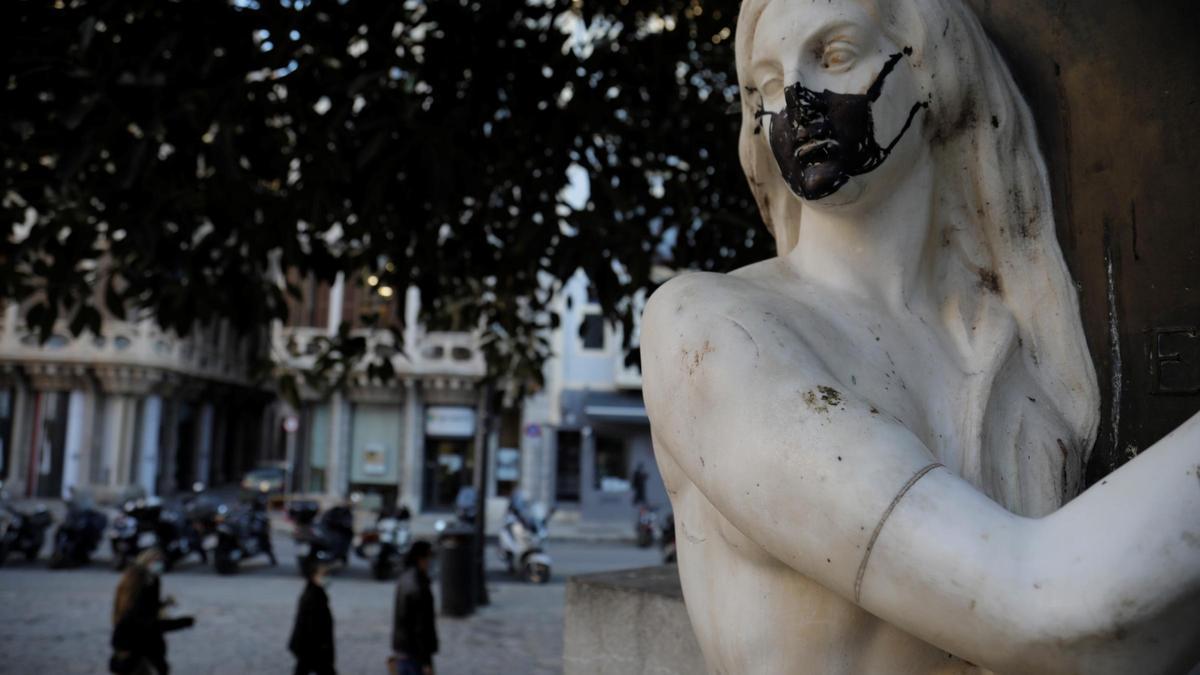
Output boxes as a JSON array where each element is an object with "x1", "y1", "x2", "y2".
[{"x1": 240, "y1": 466, "x2": 286, "y2": 501}]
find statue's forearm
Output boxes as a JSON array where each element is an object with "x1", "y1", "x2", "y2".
[
  {"x1": 1026, "y1": 411, "x2": 1200, "y2": 673},
  {"x1": 864, "y1": 412, "x2": 1200, "y2": 674}
]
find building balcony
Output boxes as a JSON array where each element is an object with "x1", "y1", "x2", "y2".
[
  {"x1": 272, "y1": 325, "x2": 486, "y2": 383},
  {"x1": 0, "y1": 306, "x2": 256, "y2": 387}
]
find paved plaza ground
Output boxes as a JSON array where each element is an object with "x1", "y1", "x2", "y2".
[{"x1": 0, "y1": 533, "x2": 662, "y2": 674}]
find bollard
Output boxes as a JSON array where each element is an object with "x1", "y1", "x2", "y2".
[{"x1": 438, "y1": 526, "x2": 475, "y2": 617}]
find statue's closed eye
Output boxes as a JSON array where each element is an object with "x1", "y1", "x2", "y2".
[{"x1": 821, "y1": 41, "x2": 857, "y2": 70}]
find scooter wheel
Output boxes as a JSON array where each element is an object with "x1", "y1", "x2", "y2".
[
  {"x1": 525, "y1": 562, "x2": 551, "y2": 584},
  {"x1": 48, "y1": 551, "x2": 66, "y2": 569},
  {"x1": 371, "y1": 560, "x2": 394, "y2": 581},
  {"x1": 215, "y1": 558, "x2": 238, "y2": 575}
]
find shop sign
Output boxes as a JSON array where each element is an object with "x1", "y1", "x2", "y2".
[
  {"x1": 425, "y1": 406, "x2": 476, "y2": 438},
  {"x1": 496, "y1": 447, "x2": 520, "y2": 481},
  {"x1": 362, "y1": 443, "x2": 387, "y2": 476}
]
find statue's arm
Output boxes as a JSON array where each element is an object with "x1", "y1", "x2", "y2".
[{"x1": 641, "y1": 273, "x2": 1200, "y2": 675}]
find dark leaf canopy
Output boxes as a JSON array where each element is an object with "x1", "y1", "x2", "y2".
[{"x1": 1, "y1": 0, "x2": 772, "y2": 387}]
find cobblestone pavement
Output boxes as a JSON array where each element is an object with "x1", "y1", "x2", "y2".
[{"x1": 0, "y1": 534, "x2": 662, "y2": 674}]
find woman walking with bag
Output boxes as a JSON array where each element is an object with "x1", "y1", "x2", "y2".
[{"x1": 109, "y1": 548, "x2": 195, "y2": 675}]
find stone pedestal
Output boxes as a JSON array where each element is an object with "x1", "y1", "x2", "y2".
[{"x1": 564, "y1": 566, "x2": 704, "y2": 675}]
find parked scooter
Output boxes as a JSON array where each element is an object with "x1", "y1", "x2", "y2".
[
  {"x1": 213, "y1": 498, "x2": 277, "y2": 574},
  {"x1": 289, "y1": 500, "x2": 354, "y2": 575},
  {"x1": 49, "y1": 488, "x2": 108, "y2": 568},
  {"x1": 634, "y1": 503, "x2": 662, "y2": 548},
  {"x1": 454, "y1": 486, "x2": 478, "y2": 526},
  {"x1": 356, "y1": 505, "x2": 412, "y2": 580},
  {"x1": 0, "y1": 481, "x2": 53, "y2": 565},
  {"x1": 498, "y1": 493, "x2": 553, "y2": 584},
  {"x1": 110, "y1": 497, "x2": 206, "y2": 571},
  {"x1": 661, "y1": 511, "x2": 677, "y2": 564}
]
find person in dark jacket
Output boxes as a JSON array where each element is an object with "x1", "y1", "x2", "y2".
[
  {"x1": 392, "y1": 541, "x2": 438, "y2": 675},
  {"x1": 109, "y1": 548, "x2": 195, "y2": 675},
  {"x1": 631, "y1": 463, "x2": 648, "y2": 506},
  {"x1": 289, "y1": 554, "x2": 337, "y2": 675}
]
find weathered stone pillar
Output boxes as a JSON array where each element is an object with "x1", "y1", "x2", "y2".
[
  {"x1": 136, "y1": 394, "x2": 162, "y2": 497},
  {"x1": 401, "y1": 380, "x2": 424, "y2": 512},
  {"x1": 60, "y1": 389, "x2": 87, "y2": 499},
  {"x1": 325, "y1": 392, "x2": 350, "y2": 499},
  {"x1": 195, "y1": 402, "x2": 215, "y2": 485}
]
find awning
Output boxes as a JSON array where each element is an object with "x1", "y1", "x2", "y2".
[{"x1": 561, "y1": 389, "x2": 649, "y2": 426}]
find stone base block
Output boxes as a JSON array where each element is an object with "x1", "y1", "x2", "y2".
[{"x1": 564, "y1": 565, "x2": 705, "y2": 675}]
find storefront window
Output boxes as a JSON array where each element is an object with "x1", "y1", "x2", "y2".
[
  {"x1": 423, "y1": 406, "x2": 476, "y2": 510},
  {"x1": 594, "y1": 435, "x2": 628, "y2": 491},
  {"x1": 423, "y1": 438, "x2": 474, "y2": 510},
  {"x1": 555, "y1": 430, "x2": 581, "y2": 502}
]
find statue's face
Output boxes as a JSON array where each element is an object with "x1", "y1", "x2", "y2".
[{"x1": 749, "y1": 0, "x2": 927, "y2": 206}]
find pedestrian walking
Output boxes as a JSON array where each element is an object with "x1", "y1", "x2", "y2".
[
  {"x1": 289, "y1": 554, "x2": 337, "y2": 675},
  {"x1": 631, "y1": 462, "x2": 648, "y2": 506},
  {"x1": 391, "y1": 541, "x2": 438, "y2": 675},
  {"x1": 109, "y1": 548, "x2": 195, "y2": 675}
]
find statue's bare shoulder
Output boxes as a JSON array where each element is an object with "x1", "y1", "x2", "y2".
[{"x1": 642, "y1": 264, "x2": 897, "y2": 472}]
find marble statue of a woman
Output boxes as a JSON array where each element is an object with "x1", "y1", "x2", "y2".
[{"x1": 640, "y1": 0, "x2": 1200, "y2": 673}]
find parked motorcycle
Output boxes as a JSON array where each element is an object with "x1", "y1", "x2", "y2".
[
  {"x1": 182, "y1": 483, "x2": 222, "y2": 552},
  {"x1": 213, "y1": 498, "x2": 277, "y2": 574},
  {"x1": 0, "y1": 482, "x2": 53, "y2": 565},
  {"x1": 49, "y1": 488, "x2": 108, "y2": 568},
  {"x1": 634, "y1": 503, "x2": 662, "y2": 548},
  {"x1": 498, "y1": 493, "x2": 552, "y2": 584},
  {"x1": 356, "y1": 505, "x2": 412, "y2": 580},
  {"x1": 110, "y1": 497, "x2": 207, "y2": 571},
  {"x1": 289, "y1": 500, "x2": 354, "y2": 575}
]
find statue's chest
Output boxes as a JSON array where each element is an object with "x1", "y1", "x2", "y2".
[
  {"x1": 795, "y1": 310, "x2": 969, "y2": 454},
  {"x1": 673, "y1": 478, "x2": 990, "y2": 675}
]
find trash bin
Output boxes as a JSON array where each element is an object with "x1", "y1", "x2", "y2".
[{"x1": 438, "y1": 526, "x2": 475, "y2": 617}]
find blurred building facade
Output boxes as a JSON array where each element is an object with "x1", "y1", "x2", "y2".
[
  {"x1": 515, "y1": 271, "x2": 669, "y2": 522},
  {"x1": 0, "y1": 269, "x2": 660, "y2": 524},
  {"x1": 0, "y1": 304, "x2": 269, "y2": 501},
  {"x1": 269, "y1": 274, "x2": 487, "y2": 514}
]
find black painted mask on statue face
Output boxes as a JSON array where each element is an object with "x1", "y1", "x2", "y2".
[{"x1": 758, "y1": 49, "x2": 927, "y2": 201}]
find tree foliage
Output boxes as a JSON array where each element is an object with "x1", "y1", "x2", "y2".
[{"x1": 1, "y1": 0, "x2": 772, "y2": 388}]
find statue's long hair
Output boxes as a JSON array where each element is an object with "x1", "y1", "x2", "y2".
[{"x1": 735, "y1": 0, "x2": 1099, "y2": 514}]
